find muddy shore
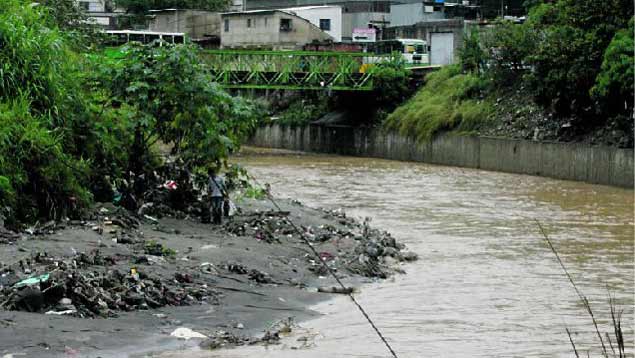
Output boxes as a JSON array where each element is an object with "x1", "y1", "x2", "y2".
[{"x1": 0, "y1": 198, "x2": 415, "y2": 358}]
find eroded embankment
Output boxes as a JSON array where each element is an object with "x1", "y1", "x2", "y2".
[{"x1": 0, "y1": 199, "x2": 415, "y2": 358}]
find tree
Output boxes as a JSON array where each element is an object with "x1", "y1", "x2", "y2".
[
  {"x1": 524, "y1": 0, "x2": 633, "y2": 118},
  {"x1": 93, "y1": 43, "x2": 258, "y2": 184},
  {"x1": 460, "y1": 28, "x2": 486, "y2": 74},
  {"x1": 115, "y1": 0, "x2": 230, "y2": 13},
  {"x1": 592, "y1": 20, "x2": 634, "y2": 118}
]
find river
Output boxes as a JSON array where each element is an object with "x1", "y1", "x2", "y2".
[{"x1": 219, "y1": 147, "x2": 633, "y2": 358}]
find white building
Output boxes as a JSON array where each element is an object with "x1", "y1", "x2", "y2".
[
  {"x1": 75, "y1": 0, "x2": 122, "y2": 28},
  {"x1": 282, "y1": 6, "x2": 342, "y2": 42}
]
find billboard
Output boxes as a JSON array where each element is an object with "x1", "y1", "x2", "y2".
[{"x1": 352, "y1": 28, "x2": 376, "y2": 43}]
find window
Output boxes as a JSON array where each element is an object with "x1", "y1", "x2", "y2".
[
  {"x1": 224, "y1": 19, "x2": 229, "y2": 32},
  {"x1": 79, "y1": 1, "x2": 90, "y2": 11},
  {"x1": 280, "y1": 18, "x2": 292, "y2": 31},
  {"x1": 247, "y1": 18, "x2": 251, "y2": 28},
  {"x1": 319, "y1": 19, "x2": 331, "y2": 31}
]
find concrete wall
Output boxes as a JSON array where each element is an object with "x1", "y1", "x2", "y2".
[
  {"x1": 250, "y1": 124, "x2": 634, "y2": 188},
  {"x1": 390, "y1": 3, "x2": 445, "y2": 27},
  {"x1": 149, "y1": 11, "x2": 221, "y2": 40}
]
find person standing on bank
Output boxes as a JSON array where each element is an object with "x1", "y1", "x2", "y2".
[{"x1": 208, "y1": 168, "x2": 226, "y2": 225}]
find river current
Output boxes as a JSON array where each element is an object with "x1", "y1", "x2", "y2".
[{"x1": 218, "y1": 147, "x2": 634, "y2": 358}]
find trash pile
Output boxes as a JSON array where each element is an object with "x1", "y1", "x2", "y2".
[
  {"x1": 198, "y1": 317, "x2": 295, "y2": 351},
  {"x1": 224, "y1": 263, "x2": 275, "y2": 284},
  {"x1": 0, "y1": 249, "x2": 220, "y2": 318},
  {"x1": 224, "y1": 211, "x2": 295, "y2": 244}
]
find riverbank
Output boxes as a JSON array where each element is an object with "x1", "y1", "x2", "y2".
[
  {"x1": 249, "y1": 124, "x2": 634, "y2": 188},
  {"x1": 0, "y1": 199, "x2": 415, "y2": 357}
]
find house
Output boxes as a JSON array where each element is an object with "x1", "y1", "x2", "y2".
[
  {"x1": 242, "y1": 0, "x2": 393, "y2": 42},
  {"x1": 390, "y1": 0, "x2": 479, "y2": 27},
  {"x1": 282, "y1": 6, "x2": 342, "y2": 42},
  {"x1": 148, "y1": 9, "x2": 222, "y2": 46},
  {"x1": 220, "y1": 10, "x2": 333, "y2": 50},
  {"x1": 75, "y1": 0, "x2": 123, "y2": 29}
]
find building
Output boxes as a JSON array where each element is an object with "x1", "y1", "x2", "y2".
[
  {"x1": 220, "y1": 10, "x2": 333, "y2": 49},
  {"x1": 384, "y1": 18, "x2": 466, "y2": 65},
  {"x1": 76, "y1": 0, "x2": 123, "y2": 29},
  {"x1": 282, "y1": 6, "x2": 342, "y2": 42},
  {"x1": 390, "y1": 0, "x2": 479, "y2": 27},
  {"x1": 148, "y1": 9, "x2": 222, "y2": 46},
  {"x1": 243, "y1": 0, "x2": 392, "y2": 42}
]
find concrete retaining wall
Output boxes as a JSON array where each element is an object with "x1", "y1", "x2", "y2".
[{"x1": 249, "y1": 124, "x2": 634, "y2": 188}]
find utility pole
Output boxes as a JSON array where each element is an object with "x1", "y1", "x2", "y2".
[{"x1": 500, "y1": 0, "x2": 504, "y2": 17}]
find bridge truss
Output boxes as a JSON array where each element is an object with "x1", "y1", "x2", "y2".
[{"x1": 201, "y1": 50, "x2": 396, "y2": 91}]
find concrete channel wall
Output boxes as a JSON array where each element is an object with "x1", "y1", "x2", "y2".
[{"x1": 249, "y1": 124, "x2": 634, "y2": 188}]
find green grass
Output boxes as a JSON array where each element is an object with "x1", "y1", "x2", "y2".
[{"x1": 384, "y1": 65, "x2": 493, "y2": 141}]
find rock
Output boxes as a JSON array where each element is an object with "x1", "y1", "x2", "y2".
[{"x1": 401, "y1": 251, "x2": 418, "y2": 262}]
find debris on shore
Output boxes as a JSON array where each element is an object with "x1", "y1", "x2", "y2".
[{"x1": 0, "y1": 173, "x2": 417, "y2": 356}]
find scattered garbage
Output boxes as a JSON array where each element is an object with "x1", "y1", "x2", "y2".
[
  {"x1": 317, "y1": 286, "x2": 354, "y2": 294},
  {"x1": 14, "y1": 274, "x2": 49, "y2": 288},
  {"x1": 0, "y1": 248, "x2": 221, "y2": 318},
  {"x1": 170, "y1": 327, "x2": 207, "y2": 340}
]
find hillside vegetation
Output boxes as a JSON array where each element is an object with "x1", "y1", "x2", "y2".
[{"x1": 385, "y1": 0, "x2": 634, "y2": 147}]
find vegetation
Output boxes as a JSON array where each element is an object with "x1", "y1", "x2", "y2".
[
  {"x1": 0, "y1": 0, "x2": 259, "y2": 226},
  {"x1": 384, "y1": 65, "x2": 492, "y2": 141},
  {"x1": 115, "y1": 0, "x2": 230, "y2": 14},
  {"x1": 270, "y1": 58, "x2": 411, "y2": 127},
  {"x1": 385, "y1": 1, "x2": 633, "y2": 145}
]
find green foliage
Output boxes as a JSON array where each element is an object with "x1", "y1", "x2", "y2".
[
  {"x1": 115, "y1": 0, "x2": 230, "y2": 13},
  {"x1": 384, "y1": 65, "x2": 493, "y2": 141},
  {"x1": 592, "y1": 21, "x2": 634, "y2": 116},
  {"x1": 0, "y1": 0, "x2": 78, "y2": 118},
  {"x1": 94, "y1": 42, "x2": 259, "y2": 177},
  {"x1": 523, "y1": 0, "x2": 632, "y2": 118},
  {"x1": 0, "y1": 0, "x2": 95, "y2": 224},
  {"x1": 274, "y1": 95, "x2": 328, "y2": 127},
  {"x1": 371, "y1": 57, "x2": 410, "y2": 107},
  {"x1": 481, "y1": 19, "x2": 536, "y2": 86},
  {"x1": 144, "y1": 240, "x2": 176, "y2": 257},
  {"x1": 38, "y1": 0, "x2": 104, "y2": 50},
  {"x1": 460, "y1": 29, "x2": 486, "y2": 74},
  {"x1": 0, "y1": 99, "x2": 91, "y2": 224}
]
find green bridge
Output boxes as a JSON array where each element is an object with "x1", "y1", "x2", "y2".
[
  {"x1": 201, "y1": 49, "x2": 398, "y2": 91},
  {"x1": 106, "y1": 47, "x2": 436, "y2": 91}
]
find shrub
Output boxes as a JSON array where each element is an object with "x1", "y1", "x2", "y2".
[{"x1": 0, "y1": 100, "x2": 91, "y2": 225}]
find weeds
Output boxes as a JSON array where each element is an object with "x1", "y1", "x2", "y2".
[{"x1": 384, "y1": 65, "x2": 493, "y2": 142}]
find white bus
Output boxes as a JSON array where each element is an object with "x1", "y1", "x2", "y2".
[
  {"x1": 104, "y1": 30, "x2": 186, "y2": 46},
  {"x1": 368, "y1": 39, "x2": 429, "y2": 66}
]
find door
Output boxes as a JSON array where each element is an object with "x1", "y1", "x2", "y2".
[{"x1": 430, "y1": 32, "x2": 454, "y2": 65}]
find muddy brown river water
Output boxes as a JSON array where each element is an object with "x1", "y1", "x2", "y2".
[{"x1": 217, "y1": 148, "x2": 634, "y2": 358}]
